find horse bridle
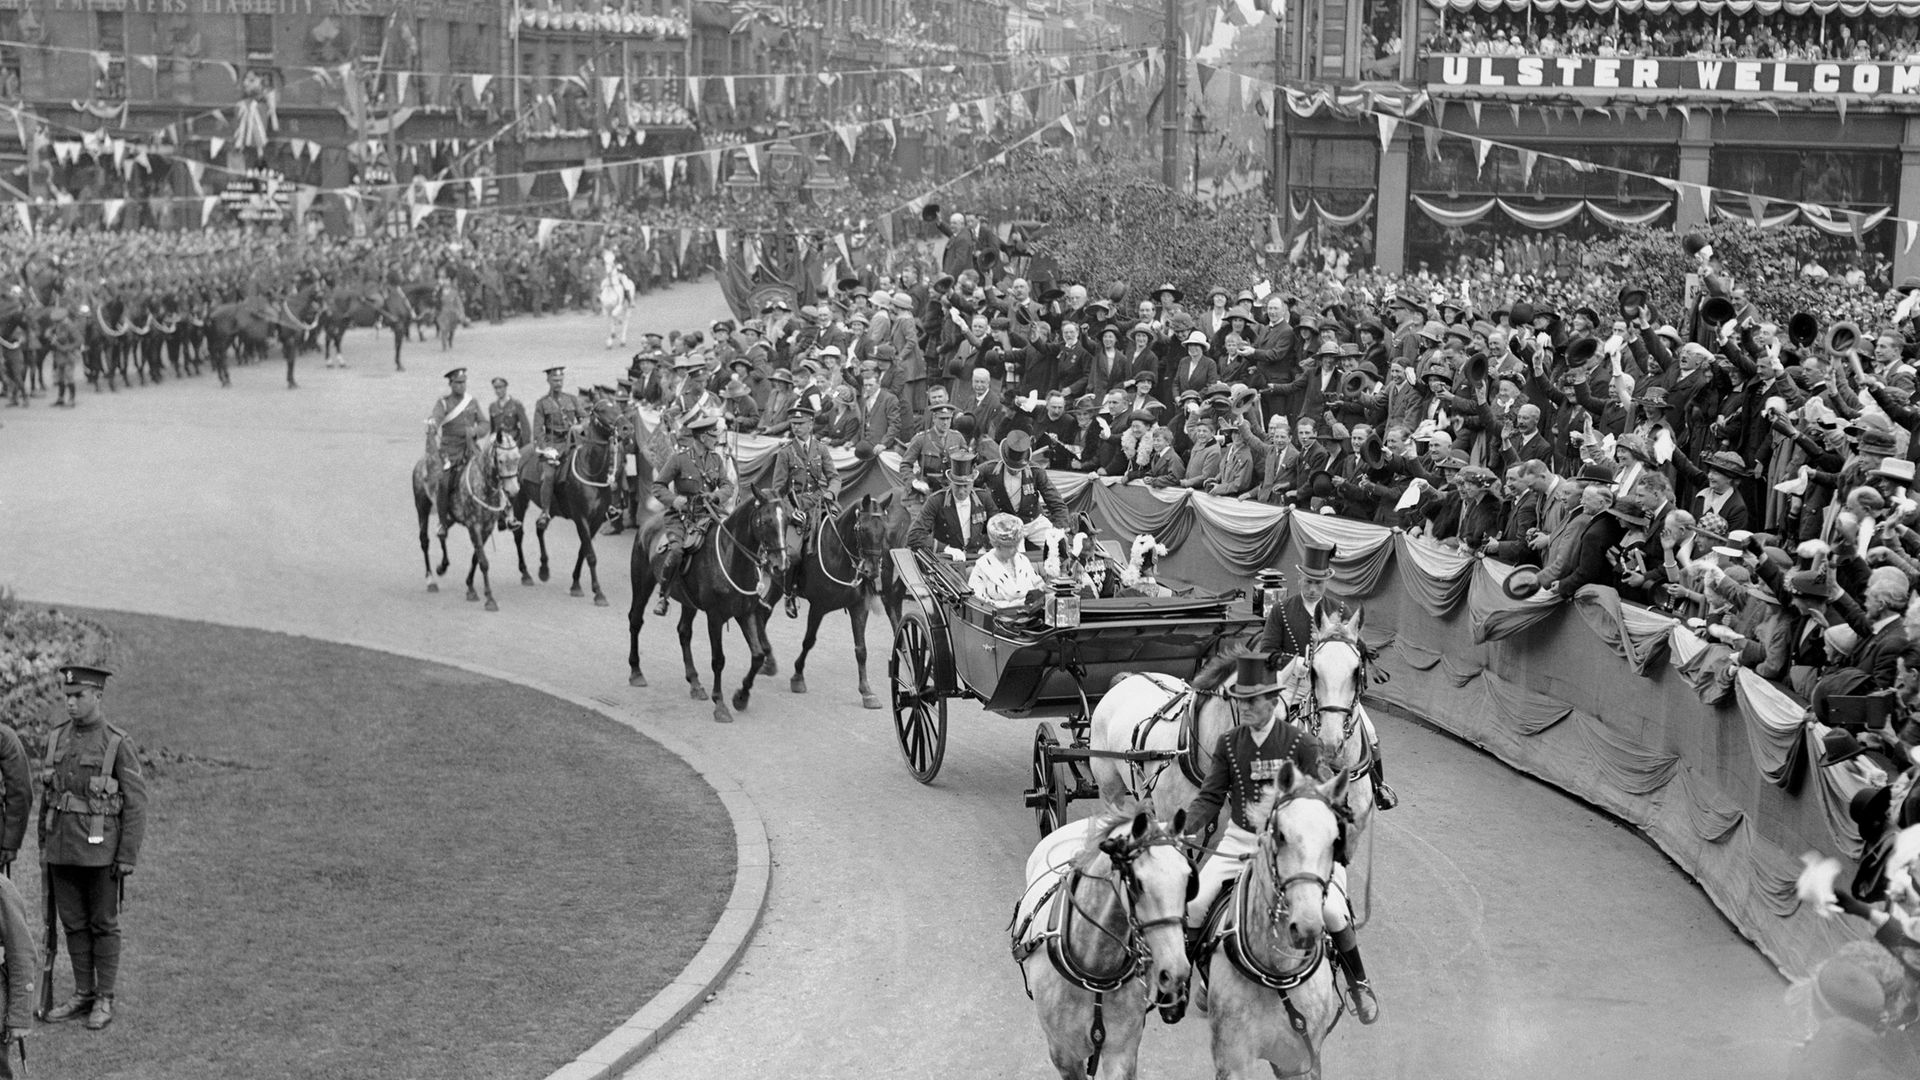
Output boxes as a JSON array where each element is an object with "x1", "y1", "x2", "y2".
[
  {"x1": 713, "y1": 500, "x2": 796, "y2": 598},
  {"x1": 814, "y1": 502, "x2": 886, "y2": 591},
  {"x1": 1070, "y1": 828, "x2": 1188, "y2": 961},
  {"x1": 1258, "y1": 789, "x2": 1337, "y2": 929},
  {"x1": 1303, "y1": 636, "x2": 1369, "y2": 746}
]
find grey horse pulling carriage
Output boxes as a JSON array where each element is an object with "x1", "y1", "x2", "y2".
[{"x1": 886, "y1": 543, "x2": 1262, "y2": 835}]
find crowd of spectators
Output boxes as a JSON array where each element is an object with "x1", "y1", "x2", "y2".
[{"x1": 1425, "y1": 10, "x2": 1920, "y2": 61}]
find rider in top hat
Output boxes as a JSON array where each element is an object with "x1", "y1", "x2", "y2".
[
  {"x1": 425, "y1": 367, "x2": 488, "y2": 540},
  {"x1": 531, "y1": 365, "x2": 586, "y2": 529},
  {"x1": 1258, "y1": 544, "x2": 1398, "y2": 812},
  {"x1": 650, "y1": 414, "x2": 737, "y2": 616},
  {"x1": 1180, "y1": 652, "x2": 1379, "y2": 1024},
  {"x1": 770, "y1": 401, "x2": 841, "y2": 619},
  {"x1": 40, "y1": 664, "x2": 148, "y2": 1033}
]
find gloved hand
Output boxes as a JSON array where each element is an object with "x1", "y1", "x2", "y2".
[{"x1": 943, "y1": 546, "x2": 966, "y2": 562}]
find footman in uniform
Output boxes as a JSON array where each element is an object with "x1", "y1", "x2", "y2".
[{"x1": 39, "y1": 665, "x2": 147, "y2": 1032}]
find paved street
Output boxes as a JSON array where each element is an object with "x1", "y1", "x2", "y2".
[{"x1": 0, "y1": 284, "x2": 1792, "y2": 1079}]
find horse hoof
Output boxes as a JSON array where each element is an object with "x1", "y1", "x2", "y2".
[
  {"x1": 688, "y1": 685, "x2": 706, "y2": 701},
  {"x1": 521, "y1": 575, "x2": 535, "y2": 586},
  {"x1": 593, "y1": 594, "x2": 609, "y2": 608},
  {"x1": 427, "y1": 582, "x2": 439, "y2": 593},
  {"x1": 712, "y1": 705, "x2": 734, "y2": 724},
  {"x1": 731, "y1": 689, "x2": 750, "y2": 711},
  {"x1": 629, "y1": 671, "x2": 649, "y2": 688},
  {"x1": 790, "y1": 677, "x2": 807, "y2": 694},
  {"x1": 569, "y1": 585, "x2": 584, "y2": 598},
  {"x1": 484, "y1": 599, "x2": 499, "y2": 612},
  {"x1": 538, "y1": 568, "x2": 550, "y2": 583},
  {"x1": 761, "y1": 657, "x2": 779, "y2": 677},
  {"x1": 862, "y1": 693, "x2": 882, "y2": 710},
  {"x1": 465, "y1": 590, "x2": 479, "y2": 602}
]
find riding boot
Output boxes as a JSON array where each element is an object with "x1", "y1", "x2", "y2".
[
  {"x1": 537, "y1": 470, "x2": 555, "y2": 528},
  {"x1": 784, "y1": 568, "x2": 800, "y2": 620},
  {"x1": 437, "y1": 465, "x2": 456, "y2": 539},
  {"x1": 1370, "y1": 751, "x2": 1398, "y2": 811},
  {"x1": 654, "y1": 545, "x2": 681, "y2": 616},
  {"x1": 1333, "y1": 929, "x2": 1379, "y2": 1025}
]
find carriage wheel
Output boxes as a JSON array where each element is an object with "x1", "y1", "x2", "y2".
[
  {"x1": 1028, "y1": 724, "x2": 1069, "y2": 838},
  {"x1": 889, "y1": 615, "x2": 948, "y2": 784}
]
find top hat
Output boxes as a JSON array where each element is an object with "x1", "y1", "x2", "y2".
[
  {"x1": 1618, "y1": 285, "x2": 1649, "y2": 315},
  {"x1": 1295, "y1": 543, "x2": 1337, "y2": 580},
  {"x1": 920, "y1": 203, "x2": 942, "y2": 223},
  {"x1": 1000, "y1": 429, "x2": 1033, "y2": 464},
  {"x1": 1224, "y1": 652, "x2": 1280, "y2": 699},
  {"x1": 1788, "y1": 312, "x2": 1819, "y2": 347},
  {"x1": 1698, "y1": 295, "x2": 1737, "y2": 326},
  {"x1": 946, "y1": 449, "x2": 978, "y2": 480}
]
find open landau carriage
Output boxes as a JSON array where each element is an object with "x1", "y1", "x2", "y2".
[{"x1": 886, "y1": 539, "x2": 1263, "y2": 835}]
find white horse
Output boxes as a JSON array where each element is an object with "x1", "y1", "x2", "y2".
[
  {"x1": 1087, "y1": 652, "x2": 1242, "y2": 823},
  {"x1": 1284, "y1": 606, "x2": 1378, "y2": 929},
  {"x1": 1012, "y1": 802, "x2": 1193, "y2": 1080},
  {"x1": 597, "y1": 250, "x2": 635, "y2": 350},
  {"x1": 1200, "y1": 762, "x2": 1348, "y2": 1080}
]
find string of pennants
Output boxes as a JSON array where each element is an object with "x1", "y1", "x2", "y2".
[
  {"x1": 14, "y1": 53, "x2": 1154, "y2": 209},
  {"x1": 0, "y1": 34, "x2": 1133, "y2": 92},
  {"x1": 9, "y1": 54, "x2": 1151, "y2": 253},
  {"x1": 1197, "y1": 59, "x2": 1920, "y2": 253}
]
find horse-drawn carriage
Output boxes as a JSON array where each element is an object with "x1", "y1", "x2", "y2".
[{"x1": 885, "y1": 543, "x2": 1262, "y2": 834}]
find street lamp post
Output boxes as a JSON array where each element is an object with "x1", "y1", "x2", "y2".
[{"x1": 1188, "y1": 104, "x2": 1206, "y2": 197}]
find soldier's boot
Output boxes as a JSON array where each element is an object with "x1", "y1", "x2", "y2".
[
  {"x1": 85, "y1": 995, "x2": 114, "y2": 1031},
  {"x1": 537, "y1": 466, "x2": 556, "y2": 528},
  {"x1": 654, "y1": 544, "x2": 681, "y2": 616},
  {"x1": 42, "y1": 993, "x2": 93, "y2": 1023},
  {"x1": 436, "y1": 466, "x2": 457, "y2": 540},
  {"x1": 784, "y1": 565, "x2": 802, "y2": 619},
  {"x1": 1370, "y1": 751, "x2": 1398, "y2": 811},
  {"x1": 1334, "y1": 929, "x2": 1378, "y2": 1025}
]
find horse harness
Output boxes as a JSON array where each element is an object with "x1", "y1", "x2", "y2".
[
  {"x1": 1009, "y1": 829, "x2": 1186, "y2": 1079},
  {"x1": 1301, "y1": 635, "x2": 1388, "y2": 787}
]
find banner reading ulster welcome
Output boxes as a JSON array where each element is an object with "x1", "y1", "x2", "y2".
[{"x1": 1426, "y1": 55, "x2": 1920, "y2": 98}]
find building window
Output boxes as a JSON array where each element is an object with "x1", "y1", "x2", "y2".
[
  {"x1": 244, "y1": 15, "x2": 274, "y2": 61},
  {"x1": 360, "y1": 16, "x2": 387, "y2": 63},
  {"x1": 94, "y1": 13, "x2": 126, "y2": 101}
]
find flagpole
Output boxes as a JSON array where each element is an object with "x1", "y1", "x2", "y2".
[{"x1": 1161, "y1": 0, "x2": 1180, "y2": 188}]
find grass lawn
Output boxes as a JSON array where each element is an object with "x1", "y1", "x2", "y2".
[{"x1": 15, "y1": 610, "x2": 733, "y2": 1080}]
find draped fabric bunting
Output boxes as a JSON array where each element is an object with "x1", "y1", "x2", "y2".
[
  {"x1": 1289, "y1": 513, "x2": 1396, "y2": 597},
  {"x1": 1668, "y1": 766, "x2": 1746, "y2": 843},
  {"x1": 1572, "y1": 586, "x2": 1675, "y2": 675},
  {"x1": 1394, "y1": 535, "x2": 1474, "y2": 617},
  {"x1": 1288, "y1": 194, "x2": 1377, "y2": 227},
  {"x1": 1482, "y1": 668, "x2": 1577, "y2": 735},
  {"x1": 1734, "y1": 669, "x2": 1811, "y2": 790},
  {"x1": 1412, "y1": 196, "x2": 1660, "y2": 231},
  {"x1": 1583, "y1": 201, "x2": 1672, "y2": 228},
  {"x1": 1190, "y1": 496, "x2": 1292, "y2": 574},
  {"x1": 1421, "y1": 0, "x2": 1920, "y2": 13},
  {"x1": 1671, "y1": 623, "x2": 1738, "y2": 704},
  {"x1": 1468, "y1": 561, "x2": 1564, "y2": 642}
]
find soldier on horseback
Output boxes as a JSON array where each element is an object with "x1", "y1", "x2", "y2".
[
  {"x1": 900, "y1": 402, "x2": 966, "y2": 512},
  {"x1": 651, "y1": 414, "x2": 736, "y2": 616},
  {"x1": 1181, "y1": 654, "x2": 1382, "y2": 1025},
  {"x1": 425, "y1": 367, "x2": 487, "y2": 540},
  {"x1": 533, "y1": 365, "x2": 585, "y2": 528},
  {"x1": 770, "y1": 401, "x2": 840, "y2": 619}
]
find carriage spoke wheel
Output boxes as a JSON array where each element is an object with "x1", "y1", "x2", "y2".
[
  {"x1": 889, "y1": 616, "x2": 947, "y2": 784},
  {"x1": 1028, "y1": 723, "x2": 1068, "y2": 838}
]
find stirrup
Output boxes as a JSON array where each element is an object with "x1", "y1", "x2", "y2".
[
  {"x1": 1375, "y1": 782, "x2": 1398, "y2": 811},
  {"x1": 1341, "y1": 977, "x2": 1380, "y2": 1025},
  {"x1": 653, "y1": 591, "x2": 672, "y2": 616},
  {"x1": 785, "y1": 594, "x2": 799, "y2": 619}
]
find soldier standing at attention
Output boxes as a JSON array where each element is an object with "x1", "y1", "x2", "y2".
[
  {"x1": 39, "y1": 665, "x2": 148, "y2": 1032},
  {"x1": 532, "y1": 365, "x2": 584, "y2": 528},
  {"x1": 0, "y1": 714, "x2": 29, "y2": 874},
  {"x1": 425, "y1": 367, "x2": 486, "y2": 540}
]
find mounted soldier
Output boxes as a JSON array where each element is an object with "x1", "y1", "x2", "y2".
[
  {"x1": 769, "y1": 401, "x2": 841, "y2": 619},
  {"x1": 650, "y1": 414, "x2": 738, "y2": 616},
  {"x1": 425, "y1": 367, "x2": 487, "y2": 540},
  {"x1": 532, "y1": 365, "x2": 585, "y2": 528}
]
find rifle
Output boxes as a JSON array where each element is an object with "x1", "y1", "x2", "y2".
[{"x1": 34, "y1": 858, "x2": 54, "y2": 1021}]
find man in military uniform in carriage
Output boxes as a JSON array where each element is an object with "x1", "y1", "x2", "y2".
[
  {"x1": 769, "y1": 400, "x2": 840, "y2": 620},
  {"x1": 650, "y1": 414, "x2": 737, "y2": 616},
  {"x1": 900, "y1": 401, "x2": 968, "y2": 514},
  {"x1": 425, "y1": 366, "x2": 487, "y2": 540},
  {"x1": 532, "y1": 365, "x2": 585, "y2": 529},
  {"x1": 1258, "y1": 543, "x2": 1398, "y2": 811}
]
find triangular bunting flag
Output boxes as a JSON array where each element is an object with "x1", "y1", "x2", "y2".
[
  {"x1": 1747, "y1": 194, "x2": 1768, "y2": 222},
  {"x1": 713, "y1": 227, "x2": 730, "y2": 262},
  {"x1": 640, "y1": 224, "x2": 652, "y2": 251},
  {"x1": 1058, "y1": 115, "x2": 1077, "y2": 141},
  {"x1": 1675, "y1": 104, "x2": 1691, "y2": 124},
  {"x1": 13, "y1": 203, "x2": 29, "y2": 235},
  {"x1": 409, "y1": 200, "x2": 434, "y2": 229},
  {"x1": 470, "y1": 177, "x2": 484, "y2": 202},
  {"x1": 903, "y1": 67, "x2": 924, "y2": 87},
  {"x1": 772, "y1": 74, "x2": 787, "y2": 109},
  {"x1": 536, "y1": 218, "x2": 559, "y2": 247},
  {"x1": 185, "y1": 160, "x2": 205, "y2": 194},
  {"x1": 1836, "y1": 96, "x2": 1848, "y2": 123},
  {"x1": 600, "y1": 131, "x2": 612, "y2": 149},
  {"x1": 883, "y1": 118, "x2": 897, "y2": 147},
  {"x1": 559, "y1": 166, "x2": 582, "y2": 199},
  {"x1": 1474, "y1": 137, "x2": 1491, "y2": 174},
  {"x1": 454, "y1": 207, "x2": 468, "y2": 233},
  {"x1": 472, "y1": 74, "x2": 492, "y2": 101},
  {"x1": 101, "y1": 199, "x2": 123, "y2": 227},
  {"x1": 836, "y1": 123, "x2": 858, "y2": 157},
  {"x1": 201, "y1": 195, "x2": 220, "y2": 227},
  {"x1": 209, "y1": 137, "x2": 225, "y2": 159},
  {"x1": 834, "y1": 232, "x2": 850, "y2": 266},
  {"x1": 1467, "y1": 101, "x2": 1482, "y2": 126},
  {"x1": 394, "y1": 73, "x2": 408, "y2": 105},
  {"x1": 1516, "y1": 148, "x2": 1536, "y2": 185},
  {"x1": 1376, "y1": 114, "x2": 1398, "y2": 151},
  {"x1": 1421, "y1": 122, "x2": 1441, "y2": 161},
  {"x1": 1903, "y1": 220, "x2": 1918, "y2": 254},
  {"x1": 722, "y1": 76, "x2": 736, "y2": 110},
  {"x1": 704, "y1": 148, "x2": 723, "y2": 192},
  {"x1": 601, "y1": 76, "x2": 621, "y2": 111},
  {"x1": 92, "y1": 51, "x2": 111, "y2": 75},
  {"x1": 688, "y1": 76, "x2": 703, "y2": 112},
  {"x1": 291, "y1": 186, "x2": 315, "y2": 223},
  {"x1": 677, "y1": 228, "x2": 694, "y2": 263}
]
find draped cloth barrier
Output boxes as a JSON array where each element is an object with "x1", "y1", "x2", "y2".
[
  {"x1": 1424, "y1": 0, "x2": 1920, "y2": 15},
  {"x1": 1412, "y1": 195, "x2": 1676, "y2": 231},
  {"x1": 815, "y1": 474, "x2": 1873, "y2": 976}
]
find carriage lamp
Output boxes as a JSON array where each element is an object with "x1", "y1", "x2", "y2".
[
  {"x1": 1045, "y1": 577, "x2": 1080, "y2": 629},
  {"x1": 1254, "y1": 569, "x2": 1286, "y2": 618}
]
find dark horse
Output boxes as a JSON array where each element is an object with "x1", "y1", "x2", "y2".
[
  {"x1": 629, "y1": 493, "x2": 802, "y2": 724},
  {"x1": 508, "y1": 395, "x2": 632, "y2": 606},
  {"x1": 411, "y1": 436, "x2": 523, "y2": 612},
  {"x1": 324, "y1": 282, "x2": 418, "y2": 370},
  {"x1": 772, "y1": 493, "x2": 890, "y2": 710}
]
